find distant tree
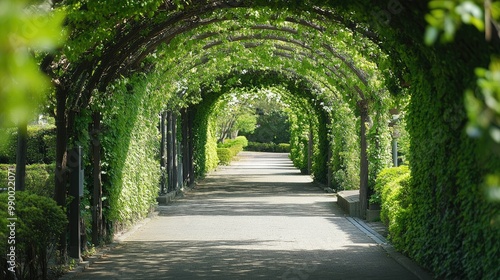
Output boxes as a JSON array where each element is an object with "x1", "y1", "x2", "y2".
[
  {"x1": 244, "y1": 110, "x2": 290, "y2": 144},
  {"x1": 215, "y1": 93, "x2": 257, "y2": 143}
]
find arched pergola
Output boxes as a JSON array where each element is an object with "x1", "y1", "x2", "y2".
[{"x1": 43, "y1": 1, "x2": 499, "y2": 278}]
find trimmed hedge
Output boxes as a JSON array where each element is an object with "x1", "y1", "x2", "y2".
[
  {"x1": 0, "y1": 164, "x2": 55, "y2": 197},
  {"x1": 217, "y1": 136, "x2": 248, "y2": 164},
  {"x1": 0, "y1": 126, "x2": 56, "y2": 164},
  {"x1": 0, "y1": 191, "x2": 67, "y2": 279},
  {"x1": 375, "y1": 166, "x2": 411, "y2": 248},
  {"x1": 245, "y1": 142, "x2": 290, "y2": 153},
  {"x1": 219, "y1": 136, "x2": 248, "y2": 156},
  {"x1": 216, "y1": 148, "x2": 232, "y2": 165}
]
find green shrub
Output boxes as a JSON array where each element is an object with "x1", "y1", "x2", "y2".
[
  {"x1": 277, "y1": 143, "x2": 290, "y2": 152},
  {"x1": 0, "y1": 126, "x2": 56, "y2": 164},
  {"x1": 244, "y1": 142, "x2": 290, "y2": 153},
  {"x1": 232, "y1": 136, "x2": 248, "y2": 147},
  {"x1": 218, "y1": 136, "x2": 248, "y2": 157},
  {"x1": 375, "y1": 166, "x2": 411, "y2": 249},
  {"x1": 375, "y1": 165, "x2": 410, "y2": 194},
  {"x1": 0, "y1": 164, "x2": 55, "y2": 197},
  {"x1": 217, "y1": 148, "x2": 232, "y2": 165},
  {"x1": 229, "y1": 145, "x2": 242, "y2": 156},
  {"x1": 42, "y1": 134, "x2": 56, "y2": 163},
  {"x1": 0, "y1": 191, "x2": 67, "y2": 279},
  {"x1": 0, "y1": 128, "x2": 16, "y2": 163}
]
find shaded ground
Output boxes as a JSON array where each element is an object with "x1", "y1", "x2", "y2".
[{"x1": 72, "y1": 152, "x2": 420, "y2": 279}]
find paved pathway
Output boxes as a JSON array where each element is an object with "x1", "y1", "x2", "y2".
[{"x1": 73, "y1": 152, "x2": 421, "y2": 279}]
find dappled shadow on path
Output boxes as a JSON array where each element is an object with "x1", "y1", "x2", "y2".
[
  {"x1": 73, "y1": 152, "x2": 418, "y2": 279},
  {"x1": 74, "y1": 240, "x2": 418, "y2": 280}
]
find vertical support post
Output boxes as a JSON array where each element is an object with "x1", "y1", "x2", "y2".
[
  {"x1": 392, "y1": 138, "x2": 398, "y2": 167},
  {"x1": 182, "y1": 109, "x2": 189, "y2": 186},
  {"x1": 177, "y1": 141, "x2": 183, "y2": 190},
  {"x1": 69, "y1": 146, "x2": 83, "y2": 260},
  {"x1": 326, "y1": 116, "x2": 333, "y2": 189},
  {"x1": 172, "y1": 113, "x2": 178, "y2": 191},
  {"x1": 166, "y1": 111, "x2": 172, "y2": 192},
  {"x1": 15, "y1": 122, "x2": 27, "y2": 191},
  {"x1": 188, "y1": 109, "x2": 195, "y2": 188},
  {"x1": 160, "y1": 111, "x2": 167, "y2": 194},
  {"x1": 91, "y1": 112, "x2": 103, "y2": 246},
  {"x1": 389, "y1": 108, "x2": 400, "y2": 168},
  {"x1": 327, "y1": 147, "x2": 333, "y2": 188},
  {"x1": 359, "y1": 101, "x2": 369, "y2": 219},
  {"x1": 308, "y1": 127, "x2": 313, "y2": 175},
  {"x1": 166, "y1": 111, "x2": 175, "y2": 193}
]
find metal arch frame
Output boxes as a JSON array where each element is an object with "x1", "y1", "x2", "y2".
[{"x1": 52, "y1": 2, "x2": 405, "y2": 245}]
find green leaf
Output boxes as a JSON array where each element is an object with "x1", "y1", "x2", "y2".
[{"x1": 425, "y1": 26, "x2": 439, "y2": 45}]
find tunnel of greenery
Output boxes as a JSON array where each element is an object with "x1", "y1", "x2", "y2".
[{"x1": 5, "y1": 0, "x2": 498, "y2": 278}]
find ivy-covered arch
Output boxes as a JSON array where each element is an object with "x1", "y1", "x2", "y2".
[
  {"x1": 185, "y1": 68, "x2": 330, "y2": 180},
  {"x1": 38, "y1": 1, "x2": 500, "y2": 278}
]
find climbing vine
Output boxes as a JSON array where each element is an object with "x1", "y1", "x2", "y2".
[
  {"x1": 10, "y1": 1, "x2": 498, "y2": 278},
  {"x1": 96, "y1": 74, "x2": 164, "y2": 226}
]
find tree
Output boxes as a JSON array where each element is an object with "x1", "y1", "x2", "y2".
[{"x1": 214, "y1": 90, "x2": 258, "y2": 142}]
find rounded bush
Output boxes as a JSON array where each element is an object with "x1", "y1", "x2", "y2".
[
  {"x1": 0, "y1": 164, "x2": 55, "y2": 197},
  {"x1": 217, "y1": 148, "x2": 232, "y2": 165},
  {"x1": 0, "y1": 191, "x2": 67, "y2": 279}
]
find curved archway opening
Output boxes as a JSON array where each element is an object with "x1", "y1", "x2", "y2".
[{"x1": 28, "y1": 1, "x2": 499, "y2": 278}]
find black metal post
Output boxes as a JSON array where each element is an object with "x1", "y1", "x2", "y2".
[
  {"x1": 188, "y1": 109, "x2": 195, "y2": 187},
  {"x1": 172, "y1": 113, "x2": 178, "y2": 191},
  {"x1": 182, "y1": 109, "x2": 189, "y2": 186},
  {"x1": 160, "y1": 111, "x2": 167, "y2": 194},
  {"x1": 69, "y1": 146, "x2": 83, "y2": 260},
  {"x1": 166, "y1": 112, "x2": 174, "y2": 192}
]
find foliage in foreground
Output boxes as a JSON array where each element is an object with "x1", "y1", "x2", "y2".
[{"x1": 0, "y1": 192, "x2": 67, "y2": 280}]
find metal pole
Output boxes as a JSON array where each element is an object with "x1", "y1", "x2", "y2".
[
  {"x1": 392, "y1": 138, "x2": 398, "y2": 167},
  {"x1": 359, "y1": 101, "x2": 369, "y2": 219},
  {"x1": 69, "y1": 146, "x2": 82, "y2": 260},
  {"x1": 160, "y1": 111, "x2": 167, "y2": 194}
]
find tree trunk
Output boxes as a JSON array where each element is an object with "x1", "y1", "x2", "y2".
[{"x1": 54, "y1": 88, "x2": 68, "y2": 262}]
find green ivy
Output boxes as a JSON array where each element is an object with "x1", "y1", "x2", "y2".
[
  {"x1": 329, "y1": 101, "x2": 359, "y2": 191},
  {"x1": 30, "y1": 1, "x2": 500, "y2": 278},
  {"x1": 97, "y1": 75, "x2": 163, "y2": 226}
]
